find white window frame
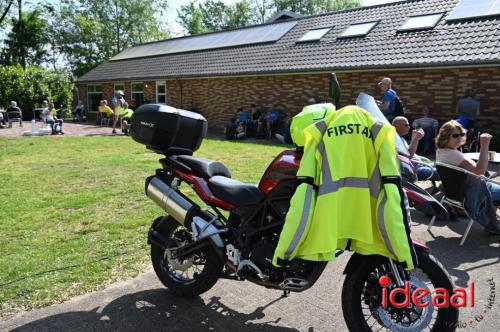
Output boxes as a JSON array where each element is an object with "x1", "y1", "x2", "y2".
[
  {"x1": 156, "y1": 81, "x2": 167, "y2": 104},
  {"x1": 131, "y1": 82, "x2": 143, "y2": 99},
  {"x1": 87, "y1": 84, "x2": 102, "y2": 113},
  {"x1": 131, "y1": 82, "x2": 144, "y2": 107}
]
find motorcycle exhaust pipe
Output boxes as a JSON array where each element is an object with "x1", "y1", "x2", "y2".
[{"x1": 145, "y1": 176, "x2": 198, "y2": 228}]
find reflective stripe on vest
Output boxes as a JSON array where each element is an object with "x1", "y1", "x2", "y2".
[
  {"x1": 377, "y1": 190, "x2": 396, "y2": 258},
  {"x1": 283, "y1": 184, "x2": 314, "y2": 260}
]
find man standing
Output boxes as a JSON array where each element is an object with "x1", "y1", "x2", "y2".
[
  {"x1": 456, "y1": 88, "x2": 480, "y2": 129},
  {"x1": 376, "y1": 77, "x2": 397, "y2": 123},
  {"x1": 111, "y1": 90, "x2": 126, "y2": 134}
]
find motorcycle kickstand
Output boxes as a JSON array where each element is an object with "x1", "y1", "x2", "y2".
[{"x1": 282, "y1": 290, "x2": 290, "y2": 297}]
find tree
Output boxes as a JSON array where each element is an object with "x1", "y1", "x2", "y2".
[
  {"x1": 0, "y1": 0, "x2": 14, "y2": 26},
  {"x1": 1, "y1": 8, "x2": 48, "y2": 68},
  {"x1": 177, "y1": 2, "x2": 206, "y2": 35},
  {"x1": 178, "y1": 0, "x2": 256, "y2": 35},
  {"x1": 272, "y1": 0, "x2": 361, "y2": 15},
  {"x1": 178, "y1": 0, "x2": 361, "y2": 35},
  {"x1": 47, "y1": 0, "x2": 169, "y2": 76}
]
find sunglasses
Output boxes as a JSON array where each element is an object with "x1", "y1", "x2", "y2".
[{"x1": 452, "y1": 133, "x2": 466, "y2": 138}]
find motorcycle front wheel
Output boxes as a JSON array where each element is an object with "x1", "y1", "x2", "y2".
[
  {"x1": 151, "y1": 216, "x2": 223, "y2": 297},
  {"x1": 342, "y1": 251, "x2": 459, "y2": 331}
]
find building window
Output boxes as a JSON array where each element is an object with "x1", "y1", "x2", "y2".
[
  {"x1": 87, "y1": 84, "x2": 102, "y2": 113},
  {"x1": 131, "y1": 82, "x2": 144, "y2": 107},
  {"x1": 156, "y1": 81, "x2": 167, "y2": 104}
]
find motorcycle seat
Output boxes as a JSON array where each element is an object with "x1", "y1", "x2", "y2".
[
  {"x1": 175, "y1": 155, "x2": 231, "y2": 179},
  {"x1": 209, "y1": 176, "x2": 264, "y2": 206}
]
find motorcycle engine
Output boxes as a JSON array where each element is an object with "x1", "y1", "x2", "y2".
[{"x1": 248, "y1": 236, "x2": 316, "y2": 284}]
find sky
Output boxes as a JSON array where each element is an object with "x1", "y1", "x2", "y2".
[{"x1": 167, "y1": 0, "x2": 402, "y2": 36}]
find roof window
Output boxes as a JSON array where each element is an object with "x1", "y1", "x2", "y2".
[
  {"x1": 447, "y1": 0, "x2": 500, "y2": 21},
  {"x1": 398, "y1": 13, "x2": 444, "y2": 31},
  {"x1": 338, "y1": 21, "x2": 378, "y2": 38},
  {"x1": 297, "y1": 27, "x2": 332, "y2": 42}
]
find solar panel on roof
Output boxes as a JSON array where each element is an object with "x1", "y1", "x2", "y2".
[
  {"x1": 297, "y1": 27, "x2": 332, "y2": 42},
  {"x1": 111, "y1": 21, "x2": 297, "y2": 61},
  {"x1": 447, "y1": 0, "x2": 500, "y2": 20},
  {"x1": 398, "y1": 13, "x2": 444, "y2": 31},
  {"x1": 338, "y1": 21, "x2": 378, "y2": 38}
]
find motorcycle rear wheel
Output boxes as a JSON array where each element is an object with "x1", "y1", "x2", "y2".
[
  {"x1": 151, "y1": 216, "x2": 223, "y2": 297},
  {"x1": 342, "y1": 251, "x2": 459, "y2": 331}
]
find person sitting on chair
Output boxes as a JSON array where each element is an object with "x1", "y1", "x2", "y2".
[
  {"x1": 435, "y1": 120, "x2": 500, "y2": 234},
  {"x1": 393, "y1": 116, "x2": 439, "y2": 181},
  {"x1": 6, "y1": 101, "x2": 23, "y2": 127}
]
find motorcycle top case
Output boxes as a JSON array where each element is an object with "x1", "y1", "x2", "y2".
[{"x1": 130, "y1": 104, "x2": 207, "y2": 154}]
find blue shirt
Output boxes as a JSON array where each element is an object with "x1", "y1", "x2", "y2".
[
  {"x1": 457, "y1": 97, "x2": 480, "y2": 121},
  {"x1": 381, "y1": 89, "x2": 397, "y2": 116}
]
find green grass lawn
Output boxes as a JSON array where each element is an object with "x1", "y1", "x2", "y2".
[{"x1": 0, "y1": 136, "x2": 285, "y2": 318}]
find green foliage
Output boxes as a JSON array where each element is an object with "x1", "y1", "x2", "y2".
[
  {"x1": 0, "y1": 65, "x2": 73, "y2": 116},
  {"x1": 178, "y1": 0, "x2": 361, "y2": 35},
  {"x1": 40, "y1": 0, "x2": 169, "y2": 77},
  {"x1": 273, "y1": 0, "x2": 361, "y2": 15},
  {"x1": 178, "y1": 0, "x2": 257, "y2": 35},
  {"x1": 0, "y1": 9, "x2": 48, "y2": 68}
]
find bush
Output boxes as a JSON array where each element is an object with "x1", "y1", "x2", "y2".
[{"x1": 0, "y1": 65, "x2": 73, "y2": 120}]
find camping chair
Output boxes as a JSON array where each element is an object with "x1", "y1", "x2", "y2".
[
  {"x1": 7, "y1": 110, "x2": 23, "y2": 128},
  {"x1": 428, "y1": 162, "x2": 496, "y2": 245}
]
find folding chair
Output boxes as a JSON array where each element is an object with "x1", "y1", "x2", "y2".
[
  {"x1": 428, "y1": 162, "x2": 492, "y2": 245},
  {"x1": 7, "y1": 110, "x2": 23, "y2": 128}
]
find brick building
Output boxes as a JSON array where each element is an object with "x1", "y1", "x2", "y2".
[{"x1": 76, "y1": 0, "x2": 500, "y2": 130}]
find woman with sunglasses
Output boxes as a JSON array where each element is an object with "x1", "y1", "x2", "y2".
[
  {"x1": 436, "y1": 120, "x2": 500, "y2": 234},
  {"x1": 436, "y1": 120, "x2": 492, "y2": 176}
]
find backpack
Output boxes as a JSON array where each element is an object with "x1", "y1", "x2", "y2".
[{"x1": 393, "y1": 95, "x2": 406, "y2": 117}]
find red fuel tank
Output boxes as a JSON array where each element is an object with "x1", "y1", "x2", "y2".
[{"x1": 258, "y1": 150, "x2": 302, "y2": 196}]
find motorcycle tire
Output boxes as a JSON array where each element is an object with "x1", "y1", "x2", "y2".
[
  {"x1": 342, "y1": 251, "x2": 459, "y2": 331},
  {"x1": 151, "y1": 216, "x2": 223, "y2": 297}
]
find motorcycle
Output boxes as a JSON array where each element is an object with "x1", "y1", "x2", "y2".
[{"x1": 129, "y1": 101, "x2": 458, "y2": 331}]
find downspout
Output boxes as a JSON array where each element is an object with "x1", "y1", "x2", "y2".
[{"x1": 176, "y1": 78, "x2": 183, "y2": 109}]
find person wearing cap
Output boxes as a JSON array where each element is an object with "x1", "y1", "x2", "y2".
[
  {"x1": 376, "y1": 77, "x2": 398, "y2": 123},
  {"x1": 111, "y1": 90, "x2": 126, "y2": 134}
]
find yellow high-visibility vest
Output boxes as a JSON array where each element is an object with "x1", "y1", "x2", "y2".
[{"x1": 274, "y1": 105, "x2": 416, "y2": 270}]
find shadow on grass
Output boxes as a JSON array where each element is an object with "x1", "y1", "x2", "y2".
[
  {"x1": 0, "y1": 252, "x2": 133, "y2": 288},
  {"x1": 11, "y1": 290, "x2": 297, "y2": 332}
]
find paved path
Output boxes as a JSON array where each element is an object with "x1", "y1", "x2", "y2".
[
  {"x1": 1, "y1": 212, "x2": 498, "y2": 332},
  {"x1": 0, "y1": 121, "x2": 119, "y2": 137}
]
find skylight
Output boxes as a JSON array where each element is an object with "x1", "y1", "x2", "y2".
[
  {"x1": 339, "y1": 21, "x2": 379, "y2": 38},
  {"x1": 398, "y1": 13, "x2": 444, "y2": 31},
  {"x1": 447, "y1": 0, "x2": 500, "y2": 21},
  {"x1": 297, "y1": 27, "x2": 332, "y2": 42}
]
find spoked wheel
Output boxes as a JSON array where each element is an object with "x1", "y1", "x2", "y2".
[
  {"x1": 342, "y1": 252, "x2": 458, "y2": 331},
  {"x1": 151, "y1": 216, "x2": 223, "y2": 297}
]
